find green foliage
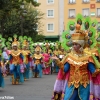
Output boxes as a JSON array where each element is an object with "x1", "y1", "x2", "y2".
[
  {"x1": 34, "y1": 34, "x2": 45, "y2": 42},
  {"x1": 0, "y1": 0, "x2": 44, "y2": 42}
]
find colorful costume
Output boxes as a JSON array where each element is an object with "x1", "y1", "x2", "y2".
[
  {"x1": 33, "y1": 46, "x2": 43, "y2": 78},
  {"x1": 9, "y1": 38, "x2": 24, "y2": 85},
  {"x1": 53, "y1": 49, "x2": 59, "y2": 73},
  {"x1": 22, "y1": 40, "x2": 31, "y2": 80},
  {"x1": 0, "y1": 57, "x2": 6, "y2": 88},
  {"x1": 52, "y1": 21, "x2": 100, "y2": 100},
  {"x1": 42, "y1": 52, "x2": 50, "y2": 75}
]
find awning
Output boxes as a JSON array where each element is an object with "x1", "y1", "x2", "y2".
[{"x1": 45, "y1": 35, "x2": 59, "y2": 39}]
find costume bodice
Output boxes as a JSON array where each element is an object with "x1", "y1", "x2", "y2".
[
  {"x1": 66, "y1": 52, "x2": 90, "y2": 88},
  {"x1": 10, "y1": 50, "x2": 21, "y2": 64},
  {"x1": 22, "y1": 50, "x2": 30, "y2": 63},
  {"x1": 43, "y1": 53, "x2": 50, "y2": 62},
  {"x1": 33, "y1": 54, "x2": 42, "y2": 64}
]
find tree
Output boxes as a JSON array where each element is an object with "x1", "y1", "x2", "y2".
[
  {"x1": 0, "y1": 0, "x2": 45, "y2": 41},
  {"x1": 0, "y1": 0, "x2": 40, "y2": 34}
]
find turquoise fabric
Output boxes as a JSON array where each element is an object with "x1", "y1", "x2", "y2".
[
  {"x1": 0, "y1": 69, "x2": 5, "y2": 88},
  {"x1": 10, "y1": 64, "x2": 24, "y2": 83},
  {"x1": 55, "y1": 66, "x2": 59, "y2": 73},
  {"x1": 64, "y1": 84, "x2": 75, "y2": 100},
  {"x1": 37, "y1": 64, "x2": 42, "y2": 78},
  {"x1": 34, "y1": 64, "x2": 42, "y2": 78},
  {"x1": 64, "y1": 84, "x2": 90, "y2": 100},
  {"x1": 63, "y1": 62, "x2": 96, "y2": 100},
  {"x1": 79, "y1": 84, "x2": 90, "y2": 100},
  {"x1": 29, "y1": 69, "x2": 33, "y2": 78},
  {"x1": 24, "y1": 63, "x2": 30, "y2": 79}
]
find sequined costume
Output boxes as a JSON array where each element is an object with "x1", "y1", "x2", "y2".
[
  {"x1": 0, "y1": 56, "x2": 6, "y2": 88},
  {"x1": 42, "y1": 53, "x2": 50, "y2": 75},
  {"x1": 33, "y1": 46, "x2": 43, "y2": 78},
  {"x1": 52, "y1": 24, "x2": 100, "y2": 100},
  {"x1": 9, "y1": 38, "x2": 24, "y2": 85},
  {"x1": 22, "y1": 40, "x2": 31, "y2": 80}
]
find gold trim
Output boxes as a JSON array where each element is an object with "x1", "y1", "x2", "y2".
[
  {"x1": 78, "y1": 88, "x2": 82, "y2": 100},
  {"x1": 67, "y1": 52, "x2": 90, "y2": 63},
  {"x1": 68, "y1": 87, "x2": 75, "y2": 100}
]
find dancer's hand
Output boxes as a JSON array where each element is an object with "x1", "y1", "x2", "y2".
[{"x1": 51, "y1": 56, "x2": 59, "y2": 60}]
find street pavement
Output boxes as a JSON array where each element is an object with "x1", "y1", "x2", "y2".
[{"x1": 0, "y1": 74, "x2": 57, "y2": 100}]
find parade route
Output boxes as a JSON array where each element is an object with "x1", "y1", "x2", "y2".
[{"x1": 0, "y1": 74, "x2": 56, "y2": 100}]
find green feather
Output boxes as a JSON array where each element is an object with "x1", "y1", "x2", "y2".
[
  {"x1": 28, "y1": 37, "x2": 32, "y2": 41},
  {"x1": 84, "y1": 16, "x2": 91, "y2": 28},
  {"x1": 8, "y1": 37, "x2": 12, "y2": 42},
  {"x1": 89, "y1": 27, "x2": 97, "y2": 48},
  {"x1": 67, "y1": 21, "x2": 75, "y2": 30},
  {"x1": 19, "y1": 36, "x2": 23, "y2": 40},
  {"x1": 23, "y1": 36, "x2": 27, "y2": 40},
  {"x1": 91, "y1": 19, "x2": 98, "y2": 27},
  {"x1": 61, "y1": 31, "x2": 71, "y2": 50},
  {"x1": 76, "y1": 14, "x2": 83, "y2": 22},
  {"x1": 13, "y1": 34, "x2": 17, "y2": 38}
]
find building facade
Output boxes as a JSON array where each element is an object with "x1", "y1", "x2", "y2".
[
  {"x1": 35, "y1": 0, "x2": 64, "y2": 41},
  {"x1": 64, "y1": 0, "x2": 100, "y2": 30}
]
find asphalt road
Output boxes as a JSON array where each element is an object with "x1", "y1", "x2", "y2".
[{"x1": 0, "y1": 74, "x2": 57, "y2": 100}]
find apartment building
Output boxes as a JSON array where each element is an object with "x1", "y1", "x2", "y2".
[
  {"x1": 35, "y1": 0, "x2": 64, "y2": 41},
  {"x1": 64, "y1": 0, "x2": 100, "y2": 30}
]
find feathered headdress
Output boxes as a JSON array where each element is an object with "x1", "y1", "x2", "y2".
[
  {"x1": 35, "y1": 45, "x2": 42, "y2": 52},
  {"x1": 12, "y1": 38, "x2": 19, "y2": 47},
  {"x1": 23, "y1": 40, "x2": 28, "y2": 47}
]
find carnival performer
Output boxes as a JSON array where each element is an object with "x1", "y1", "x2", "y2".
[
  {"x1": 53, "y1": 47, "x2": 59, "y2": 73},
  {"x1": 51, "y1": 24, "x2": 100, "y2": 100},
  {"x1": 0, "y1": 55, "x2": 6, "y2": 88},
  {"x1": 22, "y1": 40, "x2": 31, "y2": 80},
  {"x1": 42, "y1": 49, "x2": 51, "y2": 75},
  {"x1": 33, "y1": 45, "x2": 43, "y2": 78},
  {"x1": 9, "y1": 38, "x2": 24, "y2": 85}
]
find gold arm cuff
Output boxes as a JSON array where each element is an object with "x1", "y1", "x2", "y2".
[
  {"x1": 55, "y1": 59, "x2": 64, "y2": 70},
  {"x1": 92, "y1": 69, "x2": 100, "y2": 77}
]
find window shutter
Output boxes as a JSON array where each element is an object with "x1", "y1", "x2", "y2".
[
  {"x1": 69, "y1": 9, "x2": 75, "y2": 17},
  {"x1": 83, "y1": 9, "x2": 89, "y2": 16},
  {"x1": 97, "y1": 8, "x2": 100, "y2": 16}
]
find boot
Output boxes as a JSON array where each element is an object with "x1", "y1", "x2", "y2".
[
  {"x1": 15, "y1": 77, "x2": 19, "y2": 85},
  {"x1": 24, "y1": 77, "x2": 27, "y2": 81},
  {"x1": 34, "y1": 72, "x2": 38, "y2": 78},
  {"x1": 12, "y1": 75, "x2": 15, "y2": 85},
  {"x1": 15, "y1": 79, "x2": 19, "y2": 85}
]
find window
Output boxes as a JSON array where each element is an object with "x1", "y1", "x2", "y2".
[
  {"x1": 97, "y1": 8, "x2": 100, "y2": 17},
  {"x1": 69, "y1": 0, "x2": 76, "y2": 4},
  {"x1": 47, "y1": 24, "x2": 54, "y2": 31},
  {"x1": 82, "y1": 8, "x2": 89, "y2": 17},
  {"x1": 69, "y1": 9, "x2": 75, "y2": 18},
  {"x1": 47, "y1": 10, "x2": 54, "y2": 17},
  {"x1": 48, "y1": 0, "x2": 54, "y2": 3},
  {"x1": 82, "y1": 0, "x2": 90, "y2": 3},
  {"x1": 97, "y1": 0, "x2": 100, "y2": 2}
]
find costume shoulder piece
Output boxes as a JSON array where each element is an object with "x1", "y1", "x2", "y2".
[
  {"x1": 34, "y1": 54, "x2": 42, "y2": 59},
  {"x1": 66, "y1": 52, "x2": 91, "y2": 66},
  {"x1": 10, "y1": 50, "x2": 21, "y2": 56}
]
